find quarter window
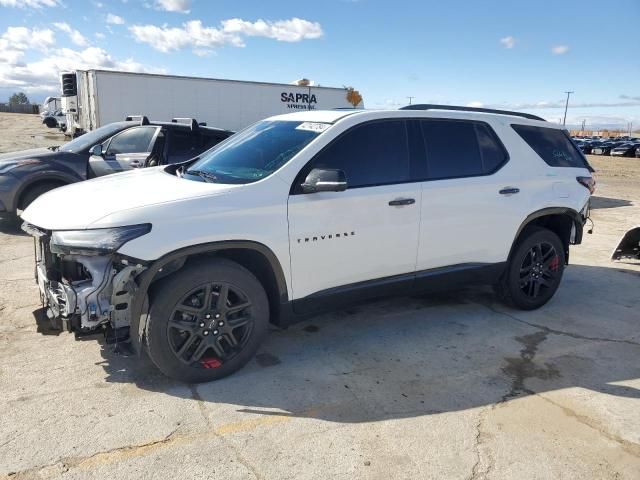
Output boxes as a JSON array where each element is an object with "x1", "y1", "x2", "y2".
[
  {"x1": 512, "y1": 124, "x2": 588, "y2": 168},
  {"x1": 310, "y1": 120, "x2": 410, "y2": 188},
  {"x1": 106, "y1": 127, "x2": 156, "y2": 155}
]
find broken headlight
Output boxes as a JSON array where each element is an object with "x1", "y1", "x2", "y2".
[{"x1": 50, "y1": 224, "x2": 151, "y2": 255}]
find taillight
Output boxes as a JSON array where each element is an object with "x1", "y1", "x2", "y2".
[{"x1": 577, "y1": 176, "x2": 596, "y2": 194}]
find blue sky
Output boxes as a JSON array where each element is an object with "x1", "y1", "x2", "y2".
[{"x1": 1, "y1": 0, "x2": 638, "y2": 129}]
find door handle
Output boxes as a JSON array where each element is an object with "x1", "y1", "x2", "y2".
[
  {"x1": 499, "y1": 187, "x2": 520, "y2": 195},
  {"x1": 130, "y1": 160, "x2": 142, "y2": 168},
  {"x1": 388, "y1": 198, "x2": 416, "y2": 206}
]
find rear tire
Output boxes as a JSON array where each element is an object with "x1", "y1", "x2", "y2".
[
  {"x1": 498, "y1": 227, "x2": 565, "y2": 310},
  {"x1": 146, "y1": 258, "x2": 269, "y2": 383}
]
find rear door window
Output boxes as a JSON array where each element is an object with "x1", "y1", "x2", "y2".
[
  {"x1": 419, "y1": 120, "x2": 507, "y2": 180},
  {"x1": 168, "y1": 129, "x2": 200, "y2": 162},
  {"x1": 512, "y1": 124, "x2": 589, "y2": 168}
]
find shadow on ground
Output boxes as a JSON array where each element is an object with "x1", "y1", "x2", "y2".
[
  {"x1": 590, "y1": 196, "x2": 633, "y2": 209},
  {"x1": 0, "y1": 216, "x2": 26, "y2": 235},
  {"x1": 77, "y1": 263, "x2": 640, "y2": 424}
]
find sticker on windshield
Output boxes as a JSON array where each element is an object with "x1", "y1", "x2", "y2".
[{"x1": 296, "y1": 122, "x2": 331, "y2": 133}]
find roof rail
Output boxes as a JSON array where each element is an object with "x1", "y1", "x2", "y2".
[
  {"x1": 171, "y1": 117, "x2": 199, "y2": 130},
  {"x1": 399, "y1": 104, "x2": 546, "y2": 122},
  {"x1": 124, "y1": 115, "x2": 150, "y2": 125}
]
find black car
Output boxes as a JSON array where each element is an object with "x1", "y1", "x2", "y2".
[
  {"x1": 591, "y1": 141, "x2": 619, "y2": 155},
  {"x1": 579, "y1": 141, "x2": 598, "y2": 154},
  {"x1": 0, "y1": 117, "x2": 232, "y2": 217},
  {"x1": 610, "y1": 143, "x2": 640, "y2": 157}
]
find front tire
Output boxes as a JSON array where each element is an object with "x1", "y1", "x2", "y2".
[
  {"x1": 18, "y1": 182, "x2": 64, "y2": 211},
  {"x1": 146, "y1": 258, "x2": 269, "y2": 383},
  {"x1": 498, "y1": 227, "x2": 565, "y2": 310}
]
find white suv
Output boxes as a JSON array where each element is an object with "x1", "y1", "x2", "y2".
[{"x1": 21, "y1": 105, "x2": 595, "y2": 382}]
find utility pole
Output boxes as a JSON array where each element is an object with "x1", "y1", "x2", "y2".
[
  {"x1": 562, "y1": 91, "x2": 574, "y2": 126},
  {"x1": 581, "y1": 119, "x2": 586, "y2": 133},
  {"x1": 406, "y1": 96, "x2": 414, "y2": 105}
]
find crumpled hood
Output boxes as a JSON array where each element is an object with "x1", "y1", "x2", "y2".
[
  {"x1": 21, "y1": 167, "x2": 239, "y2": 230},
  {"x1": 0, "y1": 147, "x2": 54, "y2": 162}
]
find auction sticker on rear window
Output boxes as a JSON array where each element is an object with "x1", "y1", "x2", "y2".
[{"x1": 296, "y1": 122, "x2": 331, "y2": 133}]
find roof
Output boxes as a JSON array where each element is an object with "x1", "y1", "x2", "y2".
[
  {"x1": 149, "y1": 121, "x2": 233, "y2": 134},
  {"x1": 264, "y1": 109, "x2": 364, "y2": 124},
  {"x1": 266, "y1": 108, "x2": 554, "y2": 128}
]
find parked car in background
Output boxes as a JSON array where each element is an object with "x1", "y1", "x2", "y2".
[
  {"x1": 42, "y1": 109, "x2": 67, "y2": 131},
  {"x1": 635, "y1": 146, "x2": 640, "y2": 158},
  {"x1": 0, "y1": 116, "x2": 232, "y2": 217},
  {"x1": 610, "y1": 143, "x2": 640, "y2": 157},
  {"x1": 578, "y1": 141, "x2": 597, "y2": 154},
  {"x1": 591, "y1": 141, "x2": 621, "y2": 155}
]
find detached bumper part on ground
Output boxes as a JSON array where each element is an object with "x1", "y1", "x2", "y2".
[{"x1": 612, "y1": 226, "x2": 640, "y2": 261}]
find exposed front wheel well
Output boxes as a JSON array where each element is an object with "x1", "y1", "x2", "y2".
[{"x1": 146, "y1": 246, "x2": 287, "y2": 328}]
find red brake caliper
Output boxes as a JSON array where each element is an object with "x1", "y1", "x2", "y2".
[
  {"x1": 549, "y1": 255, "x2": 560, "y2": 272},
  {"x1": 201, "y1": 358, "x2": 222, "y2": 369}
]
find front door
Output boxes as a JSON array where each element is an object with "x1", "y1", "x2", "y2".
[
  {"x1": 89, "y1": 126, "x2": 159, "y2": 177},
  {"x1": 287, "y1": 120, "x2": 421, "y2": 301}
]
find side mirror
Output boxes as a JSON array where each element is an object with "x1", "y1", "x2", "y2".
[
  {"x1": 301, "y1": 168, "x2": 347, "y2": 194},
  {"x1": 89, "y1": 144, "x2": 103, "y2": 156}
]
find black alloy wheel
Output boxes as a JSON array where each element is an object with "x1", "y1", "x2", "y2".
[
  {"x1": 146, "y1": 258, "x2": 269, "y2": 383},
  {"x1": 518, "y1": 241, "x2": 561, "y2": 299},
  {"x1": 497, "y1": 226, "x2": 565, "y2": 310},
  {"x1": 168, "y1": 282, "x2": 253, "y2": 368}
]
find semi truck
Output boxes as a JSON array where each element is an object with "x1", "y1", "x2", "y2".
[{"x1": 60, "y1": 70, "x2": 364, "y2": 136}]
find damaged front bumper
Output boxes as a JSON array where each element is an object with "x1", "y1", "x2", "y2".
[{"x1": 23, "y1": 222, "x2": 147, "y2": 339}]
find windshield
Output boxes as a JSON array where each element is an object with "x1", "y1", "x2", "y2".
[
  {"x1": 59, "y1": 123, "x2": 130, "y2": 153},
  {"x1": 184, "y1": 120, "x2": 327, "y2": 184}
]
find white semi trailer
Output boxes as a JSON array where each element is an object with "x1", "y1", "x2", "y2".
[{"x1": 60, "y1": 70, "x2": 363, "y2": 136}]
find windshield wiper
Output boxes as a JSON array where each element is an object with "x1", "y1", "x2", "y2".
[{"x1": 185, "y1": 169, "x2": 218, "y2": 183}]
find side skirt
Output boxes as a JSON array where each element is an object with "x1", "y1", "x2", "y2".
[{"x1": 288, "y1": 262, "x2": 506, "y2": 320}]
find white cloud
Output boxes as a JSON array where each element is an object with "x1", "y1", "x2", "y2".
[
  {"x1": 0, "y1": 25, "x2": 164, "y2": 93},
  {"x1": 106, "y1": 13, "x2": 125, "y2": 25},
  {"x1": 192, "y1": 48, "x2": 214, "y2": 57},
  {"x1": 130, "y1": 17, "x2": 323, "y2": 53},
  {"x1": 221, "y1": 18, "x2": 323, "y2": 42},
  {"x1": 155, "y1": 0, "x2": 190, "y2": 13},
  {"x1": 54, "y1": 22, "x2": 89, "y2": 47},
  {"x1": 499, "y1": 36, "x2": 515, "y2": 49},
  {"x1": 466, "y1": 101, "x2": 484, "y2": 108},
  {"x1": 95, "y1": 32, "x2": 106, "y2": 39},
  {"x1": 0, "y1": 0, "x2": 59, "y2": 7},
  {"x1": 0, "y1": 26, "x2": 55, "y2": 63},
  {"x1": 551, "y1": 45, "x2": 569, "y2": 55}
]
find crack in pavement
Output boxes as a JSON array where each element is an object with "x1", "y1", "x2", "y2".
[
  {"x1": 482, "y1": 303, "x2": 640, "y2": 347},
  {"x1": 468, "y1": 407, "x2": 495, "y2": 480},
  {"x1": 535, "y1": 393, "x2": 640, "y2": 458},
  {"x1": 189, "y1": 383, "x2": 263, "y2": 480},
  {"x1": 3, "y1": 427, "x2": 180, "y2": 479}
]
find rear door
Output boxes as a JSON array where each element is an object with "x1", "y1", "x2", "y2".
[
  {"x1": 415, "y1": 119, "x2": 525, "y2": 270},
  {"x1": 89, "y1": 126, "x2": 159, "y2": 177},
  {"x1": 287, "y1": 119, "x2": 422, "y2": 301}
]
